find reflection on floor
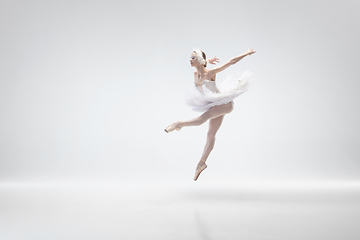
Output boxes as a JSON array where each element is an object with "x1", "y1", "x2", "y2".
[{"x1": 0, "y1": 180, "x2": 359, "y2": 240}]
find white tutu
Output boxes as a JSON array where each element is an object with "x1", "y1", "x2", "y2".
[{"x1": 184, "y1": 71, "x2": 252, "y2": 112}]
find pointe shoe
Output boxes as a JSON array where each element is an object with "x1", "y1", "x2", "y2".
[
  {"x1": 164, "y1": 121, "x2": 183, "y2": 133},
  {"x1": 193, "y1": 163, "x2": 207, "y2": 181}
]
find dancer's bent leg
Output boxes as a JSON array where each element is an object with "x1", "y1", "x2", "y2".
[
  {"x1": 193, "y1": 115, "x2": 226, "y2": 180},
  {"x1": 197, "y1": 115, "x2": 224, "y2": 169},
  {"x1": 183, "y1": 102, "x2": 233, "y2": 127}
]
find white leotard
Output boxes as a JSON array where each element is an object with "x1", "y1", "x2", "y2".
[{"x1": 195, "y1": 80, "x2": 220, "y2": 93}]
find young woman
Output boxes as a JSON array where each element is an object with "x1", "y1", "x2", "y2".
[{"x1": 165, "y1": 48, "x2": 256, "y2": 181}]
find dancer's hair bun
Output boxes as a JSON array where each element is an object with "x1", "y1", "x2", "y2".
[{"x1": 193, "y1": 49, "x2": 207, "y2": 67}]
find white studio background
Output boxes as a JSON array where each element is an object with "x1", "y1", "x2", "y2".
[{"x1": 0, "y1": 0, "x2": 359, "y2": 185}]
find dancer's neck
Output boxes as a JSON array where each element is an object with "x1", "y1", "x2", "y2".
[{"x1": 195, "y1": 65, "x2": 206, "y2": 76}]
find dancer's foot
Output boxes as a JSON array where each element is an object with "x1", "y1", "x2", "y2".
[
  {"x1": 164, "y1": 121, "x2": 183, "y2": 133},
  {"x1": 194, "y1": 161, "x2": 207, "y2": 181}
]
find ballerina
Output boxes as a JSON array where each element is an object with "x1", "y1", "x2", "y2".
[{"x1": 165, "y1": 48, "x2": 256, "y2": 181}]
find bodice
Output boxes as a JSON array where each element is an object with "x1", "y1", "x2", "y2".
[{"x1": 195, "y1": 80, "x2": 220, "y2": 93}]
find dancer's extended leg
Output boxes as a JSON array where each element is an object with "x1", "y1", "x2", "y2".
[
  {"x1": 183, "y1": 102, "x2": 233, "y2": 127},
  {"x1": 165, "y1": 102, "x2": 233, "y2": 133}
]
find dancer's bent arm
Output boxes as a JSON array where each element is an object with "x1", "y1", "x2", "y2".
[{"x1": 207, "y1": 48, "x2": 256, "y2": 79}]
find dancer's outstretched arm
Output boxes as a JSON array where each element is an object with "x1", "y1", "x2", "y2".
[
  {"x1": 207, "y1": 55, "x2": 220, "y2": 65},
  {"x1": 207, "y1": 48, "x2": 256, "y2": 79}
]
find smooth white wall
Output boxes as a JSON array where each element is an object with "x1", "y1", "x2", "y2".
[{"x1": 0, "y1": 0, "x2": 359, "y2": 183}]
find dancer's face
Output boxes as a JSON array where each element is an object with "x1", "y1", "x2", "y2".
[{"x1": 190, "y1": 52, "x2": 198, "y2": 67}]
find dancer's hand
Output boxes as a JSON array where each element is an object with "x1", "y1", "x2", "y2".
[
  {"x1": 246, "y1": 47, "x2": 256, "y2": 56},
  {"x1": 207, "y1": 55, "x2": 220, "y2": 65}
]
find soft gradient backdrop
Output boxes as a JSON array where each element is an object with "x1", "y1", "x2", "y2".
[{"x1": 1, "y1": 0, "x2": 359, "y2": 184}]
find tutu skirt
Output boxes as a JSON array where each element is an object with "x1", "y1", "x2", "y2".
[{"x1": 184, "y1": 71, "x2": 252, "y2": 112}]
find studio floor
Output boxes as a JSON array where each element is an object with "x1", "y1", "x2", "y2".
[{"x1": 1, "y1": 180, "x2": 359, "y2": 240}]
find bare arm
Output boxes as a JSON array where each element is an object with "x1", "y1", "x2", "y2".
[
  {"x1": 207, "y1": 55, "x2": 220, "y2": 65},
  {"x1": 207, "y1": 48, "x2": 256, "y2": 79}
]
